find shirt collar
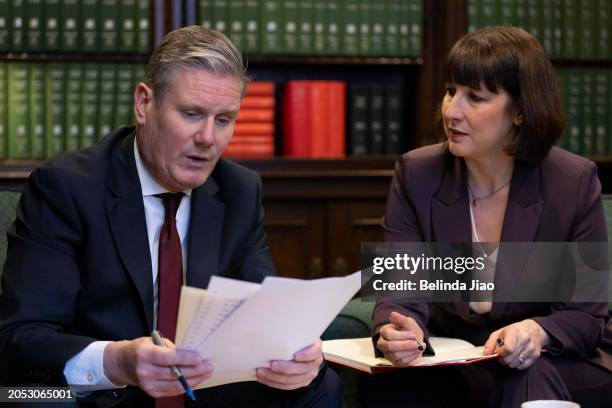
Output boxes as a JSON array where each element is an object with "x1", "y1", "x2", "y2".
[{"x1": 134, "y1": 137, "x2": 192, "y2": 197}]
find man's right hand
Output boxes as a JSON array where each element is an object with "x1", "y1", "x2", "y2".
[
  {"x1": 376, "y1": 311, "x2": 425, "y2": 367},
  {"x1": 103, "y1": 337, "x2": 213, "y2": 398}
]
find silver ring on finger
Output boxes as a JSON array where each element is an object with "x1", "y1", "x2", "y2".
[{"x1": 516, "y1": 353, "x2": 525, "y2": 364}]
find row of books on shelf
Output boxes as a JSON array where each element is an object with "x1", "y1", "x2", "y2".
[
  {"x1": 468, "y1": 0, "x2": 612, "y2": 59},
  {"x1": 0, "y1": 0, "x2": 150, "y2": 54},
  {"x1": 557, "y1": 68, "x2": 612, "y2": 156},
  {"x1": 0, "y1": 61, "x2": 144, "y2": 159},
  {"x1": 200, "y1": 0, "x2": 422, "y2": 57}
]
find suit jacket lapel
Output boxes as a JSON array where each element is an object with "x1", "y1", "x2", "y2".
[
  {"x1": 491, "y1": 160, "x2": 544, "y2": 317},
  {"x1": 105, "y1": 132, "x2": 155, "y2": 331},
  {"x1": 186, "y1": 177, "x2": 225, "y2": 289}
]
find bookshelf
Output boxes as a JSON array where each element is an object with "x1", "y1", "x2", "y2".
[{"x1": 1, "y1": 0, "x2": 611, "y2": 278}]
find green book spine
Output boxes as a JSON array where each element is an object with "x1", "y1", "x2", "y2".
[
  {"x1": 228, "y1": 0, "x2": 246, "y2": 51},
  {"x1": 358, "y1": 0, "x2": 371, "y2": 56},
  {"x1": 12, "y1": 0, "x2": 26, "y2": 52},
  {"x1": 566, "y1": 69, "x2": 581, "y2": 153},
  {"x1": 384, "y1": 0, "x2": 400, "y2": 57},
  {"x1": 499, "y1": 0, "x2": 515, "y2": 24},
  {"x1": 199, "y1": 0, "x2": 214, "y2": 29},
  {"x1": 97, "y1": 63, "x2": 115, "y2": 140},
  {"x1": 562, "y1": 0, "x2": 578, "y2": 58},
  {"x1": 101, "y1": 0, "x2": 120, "y2": 52},
  {"x1": 348, "y1": 84, "x2": 369, "y2": 155},
  {"x1": 481, "y1": 0, "x2": 498, "y2": 25},
  {"x1": 44, "y1": 0, "x2": 60, "y2": 50},
  {"x1": 45, "y1": 63, "x2": 65, "y2": 156},
  {"x1": 7, "y1": 63, "x2": 30, "y2": 159},
  {"x1": 282, "y1": 0, "x2": 299, "y2": 54},
  {"x1": 136, "y1": 0, "x2": 149, "y2": 53},
  {"x1": 580, "y1": 69, "x2": 594, "y2": 155},
  {"x1": 398, "y1": 0, "x2": 409, "y2": 56},
  {"x1": 467, "y1": 0, "x2": 479, "y2": 31},
  {"x1": 61, "y1": 0, "x2": 80, "y2": 52},
  {"x1": 408, "y1": 0, "x2": 422, "y2": 57},
  {"x1": 113, "y1": 64, "x2": 134, "y2": 129},
  {"x1": 313, "y1": 0, "x2": 326, "y2": 54},
  {"x1": 64, "y1": 63, "x2": 82, "y2": 152},
  {"x1": 81, "y1": 0, "x2": 99, "y2": 51},
  {"x1": 524, "y1": 0, "x2": 541, "y2": 40},
  {"x1": 0, "y1": 0, "x2": 10, "y2": 51},
  {"x1": 0, "y1": 62, "x2": 7, "y2": 158},
  {"x1": 260, "y1": 0, "x2": 282, "y2": 53},
  {"x1": 297, "y1": 0, "x2": 313, "y2": 55},
  {"x1": 29, "y1": 64, "x2": 45, "y2": 158},
  {"x1": 212, "y1": 0, "x2": 228, "y2": 34},
  {"x1": 80, "y1": 64, "x2": 98, "y2": 148},
  {"x1": 552, "y1": 0, "x2": 563, "y2": 58},
  {"x1": 326, "y1": 1, "x2": 340, "y2": 55},
  {"x1": 598, "y1": 0, "x2": 611, "y2": 59},
  {"x1": 369, "y1": 84, "x2": 384, "y2": 154},
  {"x1": 578, "y1": 0, "x2": 597, "y2": 59},
  {"x1": 541, "y1": 0, "x2": 554, "y2": 55},
  {"x1": 243, "y1": 0, "x2": 260, "y2": 54},
  {"x1": 26, "y1": 0, "x2": 44, "y2": 51},
  {"x1": 369, "y1": 1, "x2": 385, "y2": 56},
  {"x1": 342, "y1": 0, "x2": 360, "y2": 56},
  {"x1": 514, "y1": 0, "x2": 526, "y2": 27},
  {"x1": 593, "y1": 70, "x2": 608, "y2": 155},
  {"x1": 120, "y1": 0, "x2": 137, "y2": 52}
]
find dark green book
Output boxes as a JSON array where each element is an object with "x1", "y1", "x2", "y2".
[
  {"x1": 97, "y1": 63, "x2": 115, "y2": 141},
  {"x1": 199, "y1": 0, "x2": 213, "y2": 29},
  {"x1": 113, "y1": 63, "x2": 134, "y2": 128},
  {"x1": 524, "y1": 0, "x2": 541, "y2": 40},
  {"x1": 260, "y1": 0, "x2": 282, "y2": 53},
  {"x1": 593, "y1": 70, "x2": 608, "y2": 155},
  {"x1": 499, "y1": 0, "x2": 515, "y2": 25},
  {"x1": 101, "y1": 0, "x2": 119, "y2": 52},
  {"x1": 385, "y1": 0, "x2": 400, "y2": 57},
  {"x1": 7, "y1": 62, "x2": 30, "y2": 159},
  {"x1": 313, "y1": 0, "x2": 326, "y2": 54},
  {"x1": 398, "y1": 0, "x2": 409, "y2": 56},
  {"x1": 408, "y1": 0, "x2": 423, "y2": 57},
  {"x1": 565, "y1": 69, "x2": 582, "y2": 154},
  {"x1": 212, "y1": 0, "x2": 228, "y2": 34},
  {"x1": 26, "y1": 0, "x2": 44, "y2": 51},
  {"x1": 61, "y1": 0, "x2": 80, "y2": 51},
  {"x1": 297, "y1": 0, "x2": 314, "y2": 55},
  {"x1": 136, "y1": 0, "x2": 149, "y2": 53},
  {"x1": 578, "y1": 0, "x2": 597, "y2": 59},
  {"x1": 120, "y1": 0, "x2": 137, "y2": 52},
  {"x1": 29, "y1": 64, "x2": 45, "y2": 158},
  {"x1": 369, "y1": 84, "x2": 384, "y2": 154},
  {"x1": 342, "y1": 0, "x2": 360, "y2": 56},
  {"x1": 598, "y1": 0, "x2": 611, "y2": 59},
  {"x1": 467, "y1": 0, "x2": 481, "y2": 31},
  {"x1": 64, "y1": 63, "x2": 82, "y2": 152},
  {"x1": 369, "y1": 1, "x2": 385, "y2": 56},
  {"x1": 325, "y1": 0, "x2": 340, "y2": 55},
  {"x1": 44, "y1": 0, "x2": 61, "y2": 50},
  {"x1": 480, "y1": 0, "x2": 498, "y2": 25},
  {"x1": 358, "y1": 0, "x2": 371, "y2": 55},
  {"x1": 562, "y1": 0, "x2": 578, "y2": 58},
  {"x1": 282, "y1": 0, "x2": 299, "y2": 54},
  {"x1": 228, "y1": 0, "x2": 246, "y2": 51},
  {"x1": 384, "y1": 84, "x2": 402, "y2": 154},
  {"x1": 81, "y1": 0, "x2": 99, "y2": 51},
  {"x1": 45, "y1": 63, "x2": 66, "y2": 156},
  {"x1": 12, "y1": 0, "x2": 26, "y2": 52},
  {"x1": 515, "y1": 0, "x2": 526, "y2": 27},
  {"x1": 541, "y1": 0, "x2": 554, "y2": 55},
  {"x1": 551, "y1": 0, "x2": 563, "y2": 58},
  {"x1": 0, "y1": 0, "x2": 10, "y2": 51},
  {"x1": 0, "y1": 62, "x2": 7, "y2": 158},
  {"x1": 80, "y1": 64, "x2": 99, "y2": 148},
  {"x1": 243, "y1": 0, "x2": 260, "y2": 54},
  {"x1": 580, "y1": 69, "x2": 594, "y2": 155},
  {"x1": 348, "y1": 84, "x2": 369, "y2": 155}
]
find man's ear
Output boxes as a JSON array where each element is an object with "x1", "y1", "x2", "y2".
[{"x1": 134, "y1": 82, "x2": 153, "y2": 126}]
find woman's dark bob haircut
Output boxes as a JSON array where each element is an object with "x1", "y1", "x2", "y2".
[{"x1": 440, "y1": 26, "x2": 564, "y2": 162}]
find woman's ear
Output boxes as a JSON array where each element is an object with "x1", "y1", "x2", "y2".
[
  {"x1": 134, "y1": 82, "x2": 153, "y2": 126},
  {"x1": 514, "y1": 114, "x2": 524, "y2": 127}
]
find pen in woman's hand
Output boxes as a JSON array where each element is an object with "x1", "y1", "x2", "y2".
[{"x1": 151, "y1": 330, "x2": 196, "y2": 402}]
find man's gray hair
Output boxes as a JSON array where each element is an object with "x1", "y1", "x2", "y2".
[{"x1": 143, "y1": 25, "x2": 249, "y2": 103}]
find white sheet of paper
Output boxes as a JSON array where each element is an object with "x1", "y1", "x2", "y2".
[{"x1": 196, "y1": 271, "x2": 362, "y2": 374}]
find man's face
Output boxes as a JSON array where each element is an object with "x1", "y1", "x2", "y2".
[{"x1": 135, "y1": 68, "x2": 243, "y2": 192}]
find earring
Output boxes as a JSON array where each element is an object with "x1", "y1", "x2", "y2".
[{"x1": 514, "y1": 116, "x2": 523, "y2": 126}]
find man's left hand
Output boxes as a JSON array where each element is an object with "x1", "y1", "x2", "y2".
[{"x1": 256, "y1": 339, "x2": 323, "y2": 390}]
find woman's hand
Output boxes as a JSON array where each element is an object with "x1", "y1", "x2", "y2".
[
  {"x1": 376, "y1": 312, "x2": 425, "y2": 367},
  {"x1": 483, "y1": 319, "x2": 550, "y2": 370}
]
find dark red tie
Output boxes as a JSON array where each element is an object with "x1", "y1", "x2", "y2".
[{"x1": 155, "y1": 192, "x2": 185, "y2": 408}]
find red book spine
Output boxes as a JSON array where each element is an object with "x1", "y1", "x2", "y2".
[
  {"x1": 236, "y1": 109, "x2": 275, "y2": 123},
  {"x1": 234, "y1": 122, "x2": 275, "y2": 135},
  {"x1": 327, "y1": 82, "x2": 346, "y2": 158},
  {"x1": 309, "y1": 81, "x2": 330, "y2": 158},
  {"x1": 241, "y1": 96, "x2": 275, "y2": 109},
  {"x1": 282, "y1": 81, "x2": 310, "y2": 157},
  {"x1": 245, "y1": 81, "x2": 275, "y2": 96}
]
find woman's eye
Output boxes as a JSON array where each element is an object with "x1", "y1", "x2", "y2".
[
  {"x1": 469, "y1": 93, "x2": 484, "y2": 102},
  {"x1": 446, "y1": 87, "x2": 456, "y2": 96}
]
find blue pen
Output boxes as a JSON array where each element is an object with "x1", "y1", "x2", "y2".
[{"x1": 151, "y1": 330, "x2": 196, "y2": 402}]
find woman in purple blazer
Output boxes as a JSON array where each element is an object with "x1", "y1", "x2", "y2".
[{"x1": 361, "y1": 26, "x2": 611, "y2": 407}]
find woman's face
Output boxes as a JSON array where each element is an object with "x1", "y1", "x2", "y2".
[{"x1": 442, "y1": 82, "x2": 520, "y2": 160}]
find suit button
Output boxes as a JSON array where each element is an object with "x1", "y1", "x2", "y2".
[{"x1": 111, "y1": 391, "x2": 120, "y2": 398}]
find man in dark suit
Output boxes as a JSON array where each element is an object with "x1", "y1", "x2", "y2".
[{"x1": 0, "y1": 26, "x2": 340, "y2": 407}]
